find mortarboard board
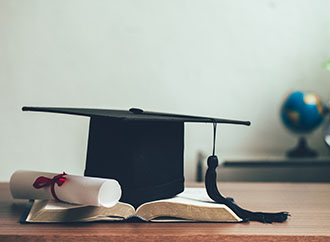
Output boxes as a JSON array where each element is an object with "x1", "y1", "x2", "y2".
[{"x1": 22, "y1": 106, "x2": 288, "y2": 223}]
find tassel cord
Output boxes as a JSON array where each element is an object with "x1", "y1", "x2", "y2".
[{"x1": 205, "y1": 123, "x2": 289, "y2": 223}]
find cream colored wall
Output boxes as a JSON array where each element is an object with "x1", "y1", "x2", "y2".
[{"x1": 1, "y1": 0, "x2": 330, "y2": 181}]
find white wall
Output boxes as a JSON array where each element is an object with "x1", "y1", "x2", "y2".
[{"x1": 1, "y1": 0, "x2": 330, "y2": 181}]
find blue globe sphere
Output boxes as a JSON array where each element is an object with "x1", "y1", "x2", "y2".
[{"x1": 281, "y1": 91, "x2": 326, "y2": 134}]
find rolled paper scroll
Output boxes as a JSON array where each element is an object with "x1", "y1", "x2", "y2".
[{"x1": 10, "y1": 170, "x2": 122, "y2": 208}]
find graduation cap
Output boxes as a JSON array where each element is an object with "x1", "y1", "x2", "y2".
[{"x1": 22, "y1": 106, "x2": 288, "y2": 223}]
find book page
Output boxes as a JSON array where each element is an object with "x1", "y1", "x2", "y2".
[
  {"x1": 26, "y1": 200, "x2": 136, "y2": 223},
  {"x1": 136, "y1": 188, "x2": 242, "y2": 222},
  {"x1": 142, "y1": 188, "x2": 229, "y2": 207},
  {"x1": 160, "y1": 188, "x2": 229, "y2": 207}
]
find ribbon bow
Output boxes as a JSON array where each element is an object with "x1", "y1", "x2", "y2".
[{"x1": 33, "y1": 172, "x2": 67, "y2": 202}]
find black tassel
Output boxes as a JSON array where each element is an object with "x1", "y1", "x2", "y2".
[
  {"x1": 205, "y1": 123, "x2": 289, "y2": 223},
  {"x1": 205, "y1": 155, "x2": 289, "y2": 223}
]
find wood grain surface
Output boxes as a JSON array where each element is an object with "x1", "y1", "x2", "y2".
[{"x1": 1, "y1": 182, "x2": 330, "y2": 241}]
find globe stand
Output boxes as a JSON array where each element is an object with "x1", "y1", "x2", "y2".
[{"x1": 287, "y1": 137, "x2": 317, "y2": 158}]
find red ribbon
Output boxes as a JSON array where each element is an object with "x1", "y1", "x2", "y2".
[{"x1": 32, "y1": 172, "x2": 67, "y2": 202}]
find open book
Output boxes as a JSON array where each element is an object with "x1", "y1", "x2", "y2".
[{"x1": 24, "y1": 188, "x2": 242, "y2": 223}]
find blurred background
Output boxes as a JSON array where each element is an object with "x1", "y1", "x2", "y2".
[{"x1": 1, "y1": 0, "x2": 330, "y2": 182}]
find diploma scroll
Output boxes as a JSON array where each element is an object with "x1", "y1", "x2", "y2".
[{"x1": 10, "y1": 170, "x2": 122, "y2": 208}]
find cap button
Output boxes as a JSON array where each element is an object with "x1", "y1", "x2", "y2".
[{"x1": 129, "y1": 108, "x2": 144, "y2": 114}]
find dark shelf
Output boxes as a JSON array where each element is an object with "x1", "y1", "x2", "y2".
[{"x1": 218, "y1": 158, "x2": 330, "y2": 182}]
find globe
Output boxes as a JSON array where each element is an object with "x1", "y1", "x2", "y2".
[
  {"x1": 281, "y1": 91, "x2": 327, "y2": 158},
  {"x1": 281, "y1": 91, "x2": 326, "y2": 134}
]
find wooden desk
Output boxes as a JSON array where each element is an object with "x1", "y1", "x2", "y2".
[{"x1": 1, "y1": 182, "x2": 330, "y2": 241}]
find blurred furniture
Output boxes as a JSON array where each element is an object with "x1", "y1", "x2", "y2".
[
  {"x1": 219, "y1": 158, "x2": 330, "y2": 182},
  {"x1": 1, "y1": 182, "x2": 330, "y2": 241}
]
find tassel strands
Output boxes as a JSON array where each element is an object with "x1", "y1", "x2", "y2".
[{"x1": 205, "y1": 123, "x2": 289, "y2": 223}]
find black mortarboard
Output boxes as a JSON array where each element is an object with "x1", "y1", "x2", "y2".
[{"x1": 22, "y1": 106, "x2": 288, "y2": 223}]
